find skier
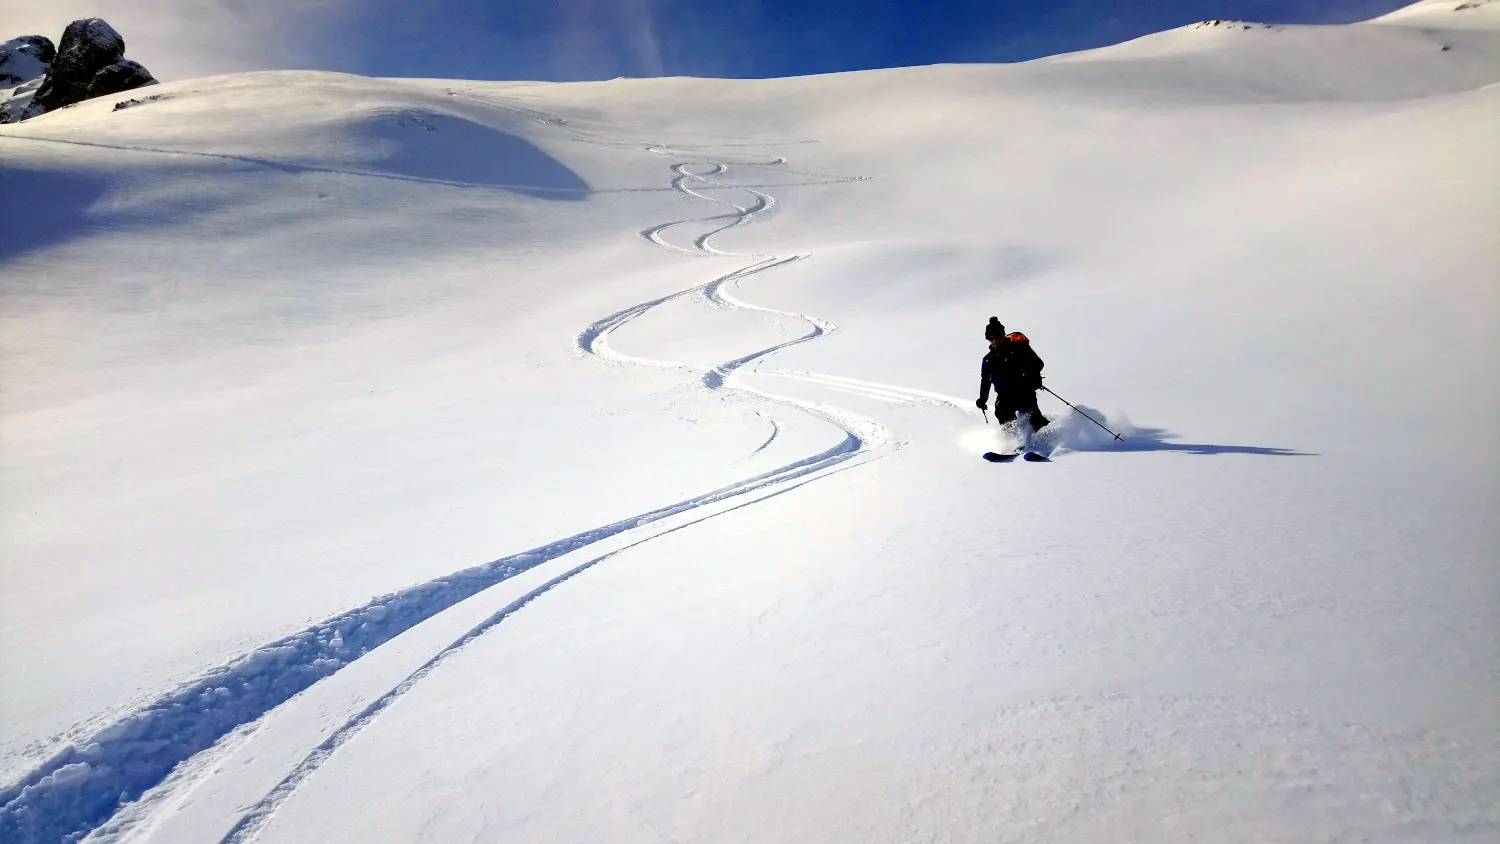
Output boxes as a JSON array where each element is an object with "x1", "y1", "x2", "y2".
[
  {"x1": 976, "y1": 317, "x2": 1050, "y2": 432},
  {"x1": 977, "y1": 318, "x2": 1015, "y2": 421}
]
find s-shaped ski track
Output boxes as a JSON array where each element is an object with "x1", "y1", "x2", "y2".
[
  {"x1": 213, "y1": 123, "x2": 898, "y2": 844},
  {"x1": 0, "y1": 103, "x2": 952, "y2": 844}
]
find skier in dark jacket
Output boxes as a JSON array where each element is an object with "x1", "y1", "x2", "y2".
[
  {"x1": 976, "y1": 317, "x2": 1050, "y2": 431},
  {"x1": 977, "y1": 319, "x2": 1015, "y2": 419}
]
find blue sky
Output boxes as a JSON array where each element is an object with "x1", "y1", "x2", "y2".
[
  {"x1": 4, "y1": 0, "x2": 1418, "y2": 82},
  {"x1": 339, "y1": 0, "x2": 1415, "y2": 81}
]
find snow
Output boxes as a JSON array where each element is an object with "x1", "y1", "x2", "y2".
[
  {"x1": 0, "y1": 37, "x2": 50, "y2": 88},
  {"x1": 1377, "y1": 0, "x2": 1500, "y2": 27},
  {"x1": 0, "y1": 36, "x2": 51, "y2": 123},
  {"x1": 1, "y1": 2, "x2": 1497, "y2": 841}
]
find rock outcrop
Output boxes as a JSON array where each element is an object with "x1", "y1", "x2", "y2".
[
  {"x1": 2, "y1": 18, "x2": 156, "y2": 122},
  {"x1": 0, "y1": 34, "x2": 54, "y2": 86},
  {"x1": 89, "y1": 59, "x2": 157, "y2": 98},
  {"x1": 0, "y1": 36, "x2": 54, "y2": 123}
]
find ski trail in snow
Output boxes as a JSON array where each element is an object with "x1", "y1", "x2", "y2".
[
  {"x1": 212, "y1": 134, "x2": 896, "y2": 842},
  {"x1": 576, "y1": 143, "x2": 897, "y2": 460},
  {"x1": 0, "y1": 413, "x2": 876, "y2": 844},
  {"x1": 215, "y1": 458, "x2": 869, "y2": 844},
  {"x1": 747, "y1": 411, "x2": 781, "y2": 456},
  {"x1": 0, "y1": 102, "x2": 919, "y2": 844},
  {"x1": 759, "y1": 370, "x2": 972, "y2": 409}
]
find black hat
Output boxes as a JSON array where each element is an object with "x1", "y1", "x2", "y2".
[{"x1": 985, "y1": 317, "x2": 1005, "y2": 340}]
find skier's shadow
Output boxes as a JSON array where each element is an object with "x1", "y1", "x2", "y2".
[
  {"x1": 1114, "y1": 433, "x2": 1313, "y2": 456},
  {"x1": 1046, "y1": 412, "x2": 1314, "y2": 457}
]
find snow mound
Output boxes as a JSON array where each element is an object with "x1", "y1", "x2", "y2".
[
  {"x1": 6, "y1": 73, "x2": 592, "y2": 196},
  {"x1": 335, "y1": 108, "x2": 591, "y2": 193}
]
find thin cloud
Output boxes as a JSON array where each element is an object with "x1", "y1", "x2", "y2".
[
  {"x1": 552, "y1": 0, "x2": 665, "y2": 79},
  {"x1": 619, "y1": 0, "x2": 665, "y2": 77}
]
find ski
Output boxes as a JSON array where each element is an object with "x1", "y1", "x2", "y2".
[{"x1": 982, "y1": 451, "x2": 1051, "y2": 463}]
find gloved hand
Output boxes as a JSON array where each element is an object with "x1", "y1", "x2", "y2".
[{"x1": 976, "y1": 398, "x2": 987, "y2": 410}]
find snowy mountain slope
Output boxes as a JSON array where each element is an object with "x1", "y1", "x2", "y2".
[
  {"x1": 1040, "y1": 15, "x2": 1498, "y2": 101},
  {"x1": 1378, "y1": 0, "x2": 1500, "y2": 27},
  {"x1": 2, "y1": 3, "x2": 1497, "y2": 841},
  {"x1": 1, "y1": 72, "x2": 848, "y2": 773}
]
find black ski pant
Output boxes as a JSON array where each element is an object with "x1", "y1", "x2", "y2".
[{"x1": 994, "y1": 389, "x2": 1049, "y2": 431}]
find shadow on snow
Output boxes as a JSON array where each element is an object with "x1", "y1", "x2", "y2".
[
  {"x1": 0, "y1": 166, "x2": 110, "y2": 263},
  {"x1": 1040, "y1": 406, "x2": 1314, "y2": 458},
  {"x1": 0, "y1": 114, "x2": 590, "y2": 262},
  {"x1": 1109, "y1": 434, "x2": 1313, "y2": 457}
]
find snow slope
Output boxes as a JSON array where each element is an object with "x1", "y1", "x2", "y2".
[{"x1": 1, "y1": 2, "x2": 1496, "y2": 841}]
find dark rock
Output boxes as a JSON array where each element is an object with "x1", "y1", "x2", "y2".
[
  {"x1": 89, "y1": 59, "x2": 157, "y2": 98},
  {"x1": 0, "y1": 35, "x2": 55, "y2": 86},
  {"x1": 112, "y1": 92, "x2": 168, "y2": 112},
  {"x1": 10, "y1": 18, "x2": 159, "y2": 122},
  {"x1": 22, "y1": 18, "x2": 139, "y2": 119}
]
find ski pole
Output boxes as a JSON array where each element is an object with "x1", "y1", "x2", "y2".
[
  {"x1": 982, "y1": 407, "x2": 989, "y2": 424},
  {"x1": 1041, "y1": 386, "x2": 1123, "y2": 440}
]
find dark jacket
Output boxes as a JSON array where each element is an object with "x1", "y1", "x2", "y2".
[{"x1": 979, "y1": 339, "x2": 1045, "y2": 403}]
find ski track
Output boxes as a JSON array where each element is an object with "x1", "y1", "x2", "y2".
[
  {"x1": 214, "y1": 457, "x2": 872, "y2": 844},
  {"x1": 747, "y1": 411, "x2": 782, "y2": 456},
  {"x1": 0, "y1": 98, "x2": 930, "y2": 844}
]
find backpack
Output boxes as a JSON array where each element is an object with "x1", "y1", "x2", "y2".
[{"x1": 1002, "y1": 333, "x2": 1043, "y2": 388}]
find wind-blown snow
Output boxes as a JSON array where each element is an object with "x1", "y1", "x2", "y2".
[{"x1": 1, "y1": 2, "x2": 1496, "y2": 842}]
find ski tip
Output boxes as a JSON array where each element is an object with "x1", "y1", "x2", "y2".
[
  {"x1": 982, "y1": 451, "x2": 1019, "y2": 462},
  {"x1": 1023, "y1": 451, "x2": 1051, "y2": 462}
]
